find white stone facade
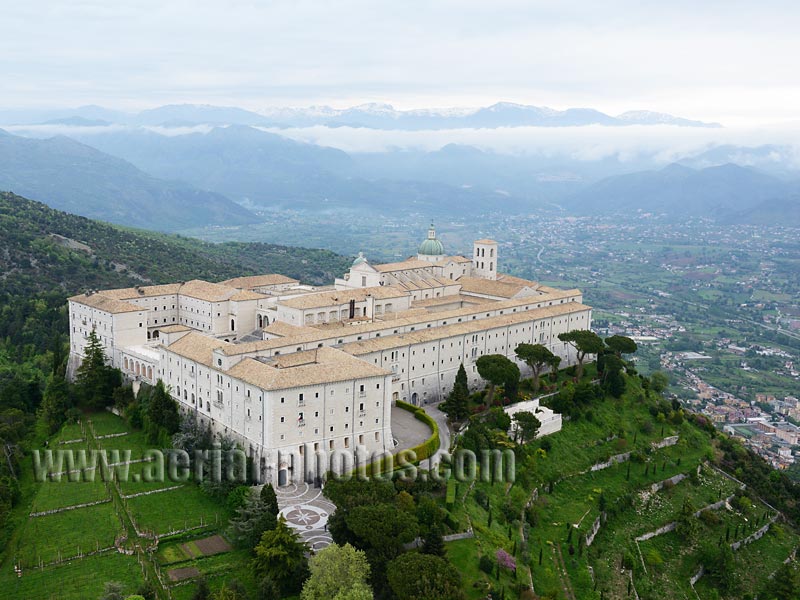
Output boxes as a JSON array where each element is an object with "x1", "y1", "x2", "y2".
[{"x1": 66, "y1": 229, "x2": 591, "y2": 486}]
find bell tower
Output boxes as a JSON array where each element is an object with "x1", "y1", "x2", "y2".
[{"x1": 472, "y1": 239, "x2": 498, "y2": 280}]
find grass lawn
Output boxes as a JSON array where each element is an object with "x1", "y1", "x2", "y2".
[
  {"x1": 157, "y1": 540, "x2": 194, "y2": 565},
  {"x1": 12, "y1": 502, "x2": 121, "y2": 567},
  {"x1": 0, "y1": 551, "x2": 143, "y2": 600},
  {"x1": 29, "y1": 477, "x2": 109, "y2": 513},
  {"x1": 126, "y1": 486, "x2": 229, "y2": 535},
  {"x1": 87, "y1": 411, "x2": 130, "y2": 437},
  {"x1": 50, "y1": 422, "x2": 84, "y2": 445},
  {"x1": 167, "y1": 549, "x2": 257, "y2": 600},
  {"x1": 446, "y1": 536, "x2": 514, "y2": 600}
]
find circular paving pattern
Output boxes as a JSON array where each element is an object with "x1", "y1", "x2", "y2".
[
  {"x1": 280, "y1": 503, "x2": 329, "y2": 531},
  {"x1": 274, "y1": 483, "x2": 334, "y2": 550}
]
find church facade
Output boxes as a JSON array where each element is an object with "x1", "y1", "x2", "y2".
[{"x1": 67, "y1": 227, "x2": 591, "y2": 486}]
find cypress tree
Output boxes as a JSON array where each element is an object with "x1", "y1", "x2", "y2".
[
  {"x1": 261, "y1": 483, "x2": 279, "y2": 517},
  {"x1": 75, "y1": 329, "x2": 120, "y2": 410},
  {"x1": 442, "y1": 363, "x2": 470, "y2": 421},
  {"x1": 422, "y1": 527, "x2": 446, "y2": 557}
]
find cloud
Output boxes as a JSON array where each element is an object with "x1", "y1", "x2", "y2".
[
  {"x1": 1, "y1": 1, "x2": 800, "y2": 123},
  {"x1": 259, "y1": 122, "x2": 800, "y2": 163}
]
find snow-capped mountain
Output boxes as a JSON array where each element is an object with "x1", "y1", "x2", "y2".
[{"x1": 0, "y1": 102, "x2": 721, "y2": 130}]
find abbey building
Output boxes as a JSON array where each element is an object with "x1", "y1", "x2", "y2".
[{"x1": 67, "y1": 227, "x2": 591, "y2": 485}]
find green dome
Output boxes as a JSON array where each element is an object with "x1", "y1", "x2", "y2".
[
  {"x1": 418, "y1": 224, "x2": 445, "y2": 256},
  {"x1": 352, "y1": 252, "x2": 368, "y2": 266},
  {"x1": 418, "y1": 238, "x2": 445, "y2": 255}
]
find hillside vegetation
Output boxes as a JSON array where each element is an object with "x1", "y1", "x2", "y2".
[
  {"x1": 0, "y1": 130, "x2": 260, "y2": 230},
  {"x1": 0, "y1": 191, "x2": 350, "y2": 299}
]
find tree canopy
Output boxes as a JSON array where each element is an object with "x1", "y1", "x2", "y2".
[
  {"x1": 513, "y1": 410, "x2": 542, "y2": 444},
  {"x1": 605, "y1": 335, "x2": 638, "y2": 357},
  {"x1": 515, "y1": 343, "x2": 560, "y2": 393},
  {"x1": 252, "y1": 517, "x2": 309, "y2": 595},
  {"x1": 301, "y1": 543, "x2": 373, "y2": 600},
  {"x1": 476, "y1": 354, "x2": 520, "y2": 403},
  {"x1": 557, "y1": 330, "x2": 604, "y2": 378},
  {"x1": 386, "y1": 552, "x2": 464, "y2": 600}
]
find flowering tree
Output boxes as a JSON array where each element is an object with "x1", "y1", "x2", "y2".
[{"x1": 496, "y1": 548, "x2": 516, "y2": 571}]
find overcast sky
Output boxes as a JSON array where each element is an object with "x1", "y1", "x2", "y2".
[{"x1": 3, "y1": 0, "x2": 800, "y2": 125}]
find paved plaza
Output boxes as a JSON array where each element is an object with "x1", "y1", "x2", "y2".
[
  {"x1": 273, "y1": 404, "x2": 445, "y2": 553},
  {"x1": 275, "y1": 481, "x2": 335, "y2": 551}
]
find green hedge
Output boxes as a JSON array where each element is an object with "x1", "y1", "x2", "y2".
[
  {"x1": 397, "y1": 401, "x2": 440, "y2": 462},
  {"x1": 358, "y1": 402, "x2": 441, "y2": 477}
]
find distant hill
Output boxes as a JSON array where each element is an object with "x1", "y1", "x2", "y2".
[
  {"x1": 133, "y1": 104, "x2": 273, "y2": 126},
  {"x1": 73, "y1": 125, "x2": 530, "y2": 215},
  {"x1": 77, "y1": 124, "x2": 354, "y2": 206},
  {"x1": 564, "y1": 163, "x2": 797, "y2": 221},
  {"x1": 722, "y1": 196, "x2": 800, "y2": 227},
  {"x1": 263, "y1": 102, "x2": 721, "y2": 130},
  {"x1": 0, "y1": 192, "x2": 350, "y2": 298},
  {"x1": 0, "y1": 130, "x2": 259, "y2": 231},
  {"x1": 679, "y1": 144, "x2": 800, "y2": 178},
  {"x1": 0, "y1": 102, "x2": 720, "y2": 130}
]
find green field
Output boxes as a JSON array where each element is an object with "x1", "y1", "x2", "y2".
[
  {"x1": 29, "y1": 477, "x2": 109, "y2": 513},
  {"x1": 13, "y1": 501, "x2": 121, "y2": 567},
  {"x1": 126, "y1": 486, "x2": 229, "y2": 535},
  {"x1": 0, "y1": 551, "x2": 144, "y2": 600},
  {"x1": 1, "y1": 412, "x2": 235, "y2": 599}
]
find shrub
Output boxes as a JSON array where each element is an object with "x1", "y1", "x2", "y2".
[
  {"x1": 479, "y1": 554, "x2": 495, "y2": 574},
  {"x1": 474, "y1": 489, "x2": 490, "y2": 511}
]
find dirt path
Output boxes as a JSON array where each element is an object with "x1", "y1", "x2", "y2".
[
  {"x1": 552, "y1": 542, "x2": 576, "y2": 600},
  {"x1": 86, "y1": 419, "x2": 168, "y2": 599}
]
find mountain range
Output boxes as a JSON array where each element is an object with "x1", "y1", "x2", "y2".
[
  {"x1": 1, "y1": 107, "x2": 799, "y2": 231},
  {"x1": 0, "y1": 102, "x2": 720, "y2": 130},
  {"x1": 0, "y1": 129, "x2": 259, "y2": 231},
  {"x1": 564, "y1": 162, "x2": 800, "y2": 224},
  {"x1": 67, "y1": 125, "x2": 532, "y2": 216}
]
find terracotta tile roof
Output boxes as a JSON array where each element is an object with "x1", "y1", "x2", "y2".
[
  {"x1": 220, "y1": 288, "x2": 584, "y2": 357},
  {"x1": 159, "y1": 324, "x2": 192, "y2": 333},
  {"x1": 230, "y1": 290, "x2": 267, "y2": 302},
  {"x1": 165, "y1": 332, "x2": 230, "y2": 367},
  {"x1": 279, "y1": 286, "x2": 409, "y2": 310},
  {"x1": 228, "y1": 347, "x2": 389, "y2": 390},
  {"x1": 221, "y1": 274, "x2": 299, "y2": 289},
  {"x1": 98, "y1": 283, "x2": 182, "y2": 300},
  {"x1": 458, "y1": 276, "x2": 539, "y2": 299},
  {"x1": 411, "y1": 294, "x2": 492, "y2": 308},
  {"x1": 373, "y1": 259, "x2": 435, "y2": 273},
  {"x1": 342, "y1": 301, "x2": 591, "y2": 355},
  {"x1": 474, "y1": 238, "x2": 498, "y2": 244},
  {"x1": 68, "y1": 293, "x2": 142, "y2": 314},
  {"x1": 263, "y1": 321, "x2": 315, "y2": 337},
  {"x1": 176, "y1": 280, "x2": 241, "y2": 302}
]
